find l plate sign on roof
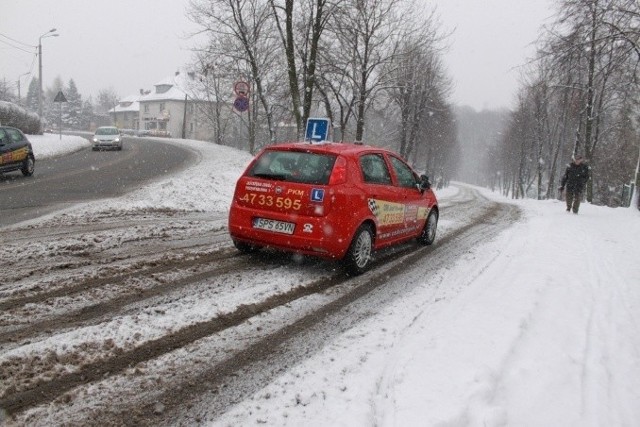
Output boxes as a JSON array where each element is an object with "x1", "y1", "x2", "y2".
[{"x1": 305, "y1": 118, "x2": 330, "y2": 142}]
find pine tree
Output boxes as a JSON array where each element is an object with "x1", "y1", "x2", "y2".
[
  {"x1": 80, "y1": 98, "x2": 95, "y2": 130},
  {"x1": 63, "y1": 79, "x2": 82, "y2": 129},
  {"x1": 45, "y1": 76, "x2": 64, "y2": 127},
  {"x1": 25, "y1": 78, "x2": 39, "y2": 114}
]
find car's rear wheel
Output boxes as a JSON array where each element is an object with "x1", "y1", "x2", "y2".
[
  {"x1": 417, "y1": 210, "x2": 438, "y2": 245},
  {"x1": 342, "y1": 224, "x2": 373, "y2": 275},
  {"x1": 233, "y1": 239, "x2": 262, "y2": 254},
  {"x1": 21, "y1": 155, "x2": 35, "y2": 176}
]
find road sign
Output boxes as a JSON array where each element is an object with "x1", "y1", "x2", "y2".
[
  {"x1": 53, "y1": 91, "x2": 67, "y2": 140},
  {"x1": 233, "y1": 96, "x2": 249, "y2": 113},
  {"x1": 53, "y1": 91, "x2": 67, "y2": 103},
  {"x1": 234, "y1": 81, "x2": 250, "y2": 97},
  {"x1": 305, "y1": 118, "x2": 330, "y2": 142}
]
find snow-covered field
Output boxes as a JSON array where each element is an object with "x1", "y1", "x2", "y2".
[
  {"x1": 4, "y1": 134, "x2": 640, "y2": 426},
  {"x1": 215, "y1": 190, "x2": 640, "y2": 427},
  {"x1": 25, "y1": 132, "x2": 92, "y2": 160}
]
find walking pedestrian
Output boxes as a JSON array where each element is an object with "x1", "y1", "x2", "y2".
[{"x1": 559, "y1": 154, "x2": 590, "y2": 214}]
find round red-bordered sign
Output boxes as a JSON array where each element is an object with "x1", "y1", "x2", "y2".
[{"x1": 234, "y1": 81, "x2": 250, "y2": 97}]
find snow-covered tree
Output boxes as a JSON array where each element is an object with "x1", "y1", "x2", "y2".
[
  {"x1": 488, "y1": 0, "x2": 640, "y2": 208},
  {"x1": 44, "y1": 76, "x2": 64, "y2": 127},
  {"x1": 96, "y1": 88, "x2": 119, "y2": 115},
  {"x1": 62, "y1": 79, "x2": 82, "y2": 129},
  {"x1": 79, "y1": 98, "x2": 95, "y2": 130},
  {"x1": 0, "y1": 79, "x2": 17, "y2": 103},
  {"x1": 25, "y1": 78, "x2": 39, "y2": 114}
]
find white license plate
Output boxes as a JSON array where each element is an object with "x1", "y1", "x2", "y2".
[{"x1": 253, "y1": 218, "x2": 295, "y2": 234}]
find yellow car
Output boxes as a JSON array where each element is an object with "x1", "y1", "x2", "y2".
[{"x1": 0, "y1": 126, "x2": 35, "y2": 177}]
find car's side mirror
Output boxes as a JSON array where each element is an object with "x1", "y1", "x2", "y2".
[
  {"x1": 419, "y1": 174, "x2": 431, "y2": 192},
  {"x1": 0, "y1": 137, "x2": 7, "y2": 146}
]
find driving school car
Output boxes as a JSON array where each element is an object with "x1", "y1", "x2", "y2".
[
  {"x1": 0, "y1": 126, "x2": 35, "y2": 177},
  {"x1": 228, "y1": 141, "x2": 439, "y2": 274}
]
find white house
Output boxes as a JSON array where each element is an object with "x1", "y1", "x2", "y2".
[
  {"x1": 137, "y1": 71, "x2": 216, "y2": 140},
  {"x1": 110, "y1": 95, "x2": 140, "y2": 131}
]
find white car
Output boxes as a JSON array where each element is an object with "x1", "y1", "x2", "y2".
[{"x1": 92, "y1": 126, "x2": 123, "y2": 151}]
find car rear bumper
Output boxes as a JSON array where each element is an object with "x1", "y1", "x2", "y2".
[
  {"x1": 0, "y1": 163, "x2": 22, "y2": 173},
  {"x1": 228, "y1": 205, "x2": 352, "y2": 259}
]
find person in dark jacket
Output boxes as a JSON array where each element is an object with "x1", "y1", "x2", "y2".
[{"x1": 559, "y1": 154, "x2": 590, "y2": 214}]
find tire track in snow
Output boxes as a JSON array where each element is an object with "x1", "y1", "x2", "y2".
[{"x1": 1, "y1": 186, "x2": 521, "y2": 423}]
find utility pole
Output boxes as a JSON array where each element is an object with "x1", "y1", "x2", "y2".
[
  {"x1": 16, "y1": 72, "x2": 30, "y2": 105},
  {"x1": 633, "y1": 141, "x2": 640, "y2": 210},
  {"x1": 38, "y1": 28, "x2": 59, "y2": 128}
]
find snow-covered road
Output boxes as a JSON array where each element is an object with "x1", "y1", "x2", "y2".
[{"x1": 1, "y1": 135, "x2": 639, "y2": 426}]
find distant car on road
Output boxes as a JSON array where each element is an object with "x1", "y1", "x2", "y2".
[
  {"x1": 0, "y1": 126, "x2": 35, "y2": 177},
  {"x1": 228, "y1": 141, "x2": 439, "y2": 275},
  {"x1": 92, "y1": 126, "x2": 123, "y2": 151},
  {"x1": 148, "y1": 129, "x2": 171, "y2": 138}
]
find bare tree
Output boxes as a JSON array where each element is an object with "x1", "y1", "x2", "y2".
[
  {"x1": 192, "y1": 53, "x2": 233, "y2": 146},
  {"x1": 96, "y1": 88, "x2": 119, "y2": 115},
  {"x1": 549, "y1": 0, "x2": 638, "y2": 201},
  {"x1": 491, "y1": 0, "x2": 639, "y2": 206},
  {"x1": 268, "y1": 0, "x2": 339, "y2": 137},
  {"x1": 189, "y1": 0, "x2": 281, "y2": 150},
  {"x1": 187, "y1": 0, "x2": 456, "y2": 158},
  {"x1": 327, "y1": 0, "x2": 415, "y2": 141},
  {"x1": 530, "y1": 79, "x2": 551, "y2": 200},
  {"x1": 601, "y1": 0, "x2": 640, "y2": 61},
  {"x1": 386, "y1": 25, "x2": 449, "y2": 159},
  {"x1": 600, "y1": 0, "x2": 640, "y2": 208}
]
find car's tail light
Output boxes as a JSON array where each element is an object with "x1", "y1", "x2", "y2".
[{"x1": 329, "y1": 156, "x2": 347, "y2": 185}]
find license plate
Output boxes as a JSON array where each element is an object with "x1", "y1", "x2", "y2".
[{"x1": 253, "y1": 218, "x2": 295, "y2": 234}]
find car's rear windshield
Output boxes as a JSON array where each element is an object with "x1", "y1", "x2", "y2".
[
  {"x1": 95, "y1": 127, "x2": 119, "y2": 135},
  {"x1": 248, "y1": 150, "x2": 337, "y2": 185}
]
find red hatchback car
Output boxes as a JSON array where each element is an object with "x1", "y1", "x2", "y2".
[{"x1": 228, "y1": 142, "x2": 438, "y2": 274}]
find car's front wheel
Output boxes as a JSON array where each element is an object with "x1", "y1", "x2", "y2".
[
  {"x1": 417, "y1": 210, "x2": 438, "y2": 245},
  {"x1": 342, "y1": 224, "x2": 373, "y2": 275},
  {"x1": 21, "y1": 155, "x2": 35, "y2": 176}
]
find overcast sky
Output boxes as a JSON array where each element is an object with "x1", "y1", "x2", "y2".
[
  {"x1": 1, "y1": 0, "x2": 553, "y2": 111},
  {"x1": 432, "y1": 0, "x2": 555, "y2": 110},
  {"x1": 1, "y1": 0, "x2": 201, "y2": 102}
]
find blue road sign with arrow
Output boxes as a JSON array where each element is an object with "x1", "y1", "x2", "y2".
[{"x1": 234, "y1": 96, "x2": 249, "y2": 113}]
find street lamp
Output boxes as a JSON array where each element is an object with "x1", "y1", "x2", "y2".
[{"x1": 38, "y1": 28, "x2": 59, "y2": 127}]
